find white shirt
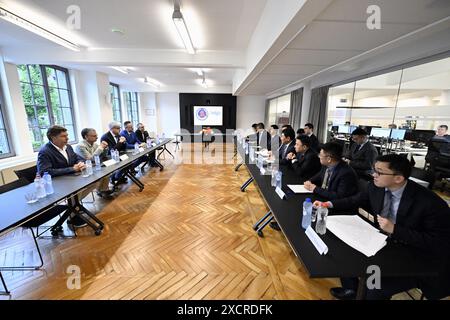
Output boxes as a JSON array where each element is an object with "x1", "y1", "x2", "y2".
[
  {"x1": 110, "y1": 130, "x2": 119, "y2": 143},
  {"x1": 51, "y1": 142, "x2": 69, "y2": 162}
]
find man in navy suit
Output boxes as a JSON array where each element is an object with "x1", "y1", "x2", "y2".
[
  {"x1": 303, "y1": 142, "x2": 358, "y2": 200},
  {"x1": 101, "y1": 121, "x2": 128, "y2": 184},
  {"x1": 277, "y1": 127, "x2": 296, "y2": 165},
  {"x1": 37, "y1": 125, "x2": 87, "y2": 227},
  {"x1": 286, "y1": 135, "x2": 321, "y2": 183}
]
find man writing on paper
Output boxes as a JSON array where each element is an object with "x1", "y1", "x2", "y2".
[
  {"x1": 320, "y1": 154, "x2": 450, "y2": 300},
  {"x1": 286, "y1": 135, "x2": 321, "y2": 183}
]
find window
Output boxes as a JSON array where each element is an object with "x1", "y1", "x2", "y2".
[
  {"x1": 0, "y1": 83, "x2": 14, "y2": 158},
  {"x1": 18, "y1": 65, "x2": 76, "y2": 151},
  {"x1": 125, "y1": 92, "x2": 139, "y2": 127},
  {"x1": 110, "y1": 83, "x2": 122, "y2": 123},
  {"x1": 268, "y1": 94, "x2": 291, "y2": 127}
]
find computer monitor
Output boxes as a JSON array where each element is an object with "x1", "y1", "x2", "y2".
[
  {"x1": 371, "y1": 128, "x2": 392, "y2": 138},
  {"x1": 349, "y1": 125, "x2": 358, "y2": 134},
  {"x1": 408, "y1": 130, "x2": 436, "y2": 143},
  {"x1": 331, "y1": 125, "x2": 339, "y2": 133},
  {"x1": 390, "y1": 129, "x2": 406, "y2": 140},
  {"x1": 338, "y1": 125, "x2": 350, "y2": 134}
]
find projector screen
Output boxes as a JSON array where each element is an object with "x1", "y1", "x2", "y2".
[{"x1": 193, "y1": 106, "x2": 223, "y2": 126}]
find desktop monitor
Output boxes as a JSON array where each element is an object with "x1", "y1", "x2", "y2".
[
  {"x1": 390, "y1": 129, "x2": 406, "y2": 140},
  {"x1": 338, "y1": 125, "x2": 350, "y2": 134},
  {"x1": 371, "y1": 128, "x2": 392, "y2": 138},
  {"x1": 331, "y1": 125, "x2": 339, "y2": 133},
  {"x1": 349, "y1": 125, "x2": 358, "y2": 134},
  {"x1": 408, "y1": 130, "x2": 436, "y2": 143}
]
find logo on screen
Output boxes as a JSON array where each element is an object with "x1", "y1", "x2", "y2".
[{"x1": 196, "y1": 108, "x2": 208, "y2": 121}]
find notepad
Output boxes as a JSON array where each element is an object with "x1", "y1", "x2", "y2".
[
  {"x1": 326, "y1": 215, "x2": 388, "y2": 257},
  {"x1": 305, "y1": 226, "x2": 328, "y2": 255},
  {"x1": 288, "y1": 185, "x2": 313, "y2": 193}
]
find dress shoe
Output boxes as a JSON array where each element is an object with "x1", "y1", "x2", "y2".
[
  {"x1": 330, "y1": 287, "x2": 356, "y2": 300},
  {"x1": 67, "y1": 215, "x2": 87, "y2": 228},
  {"x1": 269, "y1": 221, "x2": 281, "y2": 231},
  {"x1": 96, "y1": 190, "x2": 114, "y2": 199}
]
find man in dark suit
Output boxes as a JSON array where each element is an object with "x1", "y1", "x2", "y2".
[
  {"x1": 304, "y1": 142, "x2": 358, "y2": 200},
  {"x1": 101, "y1": 121, "x2": 128, "y2": 184},
  {"x1": 37, "y1": 125, "x2": 87, "y2": 227},
  {"x1": 256, "y1": 123, "x2": 271, "y2": 151},
  {"x1": 343, "y1": 127, "x2": 378, "y2": 178},
  {"x1": 304, "y1": 123, "x2": 320, "y2": 152},
  {"x1": 426, "y1": 125, "x2": 450, "y2": 171},
  {"x1": 322, "y1": 154, "x2": 450, "y2": 300},
  {"x1": 286, "y1": 135, "x2": 321, "y2": 183},
  {"x1": 277, "y1": 127, "x2": 296, "y2": 165},
  {"x1": 135, "y1": 123, "x2": 157, "y2": 168}
]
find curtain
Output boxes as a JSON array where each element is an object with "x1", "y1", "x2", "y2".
[
  {"x1": 308, "y1": 85, "x2": 330, "y2": 143},
  {"x1": 264, "y1": 99, "x2": 270, "y2": 127},
  {"x1": 289, "y1": 88, "x2": 303, "y2": 131}
]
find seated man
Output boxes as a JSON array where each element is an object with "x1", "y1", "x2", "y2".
[
  {"x1": 304, "y1": 123, "x2": 320, "y2": 152},
  {"x1": 426, "y1": 125, "x2": 450, "y2": 171},
  {"x1": 37, "y1": 125, "x2": 87, "y2": 227},
  {"x1": 304, "y1": 142, "x2": 358, "y2": 200},
  {"x1": 277, "y1": 127, "x2": 296, "y2": 165},
  {"x1": 286, "y1": 135, "x2": 321, "y2": 183},
  {"x1": 269, "y1": 125, "x2": 281, "y2": 159},
  {"x1": 343, "y1": 128, "x2": 378, "y2": 179},
  {"x1": 120, "y1": 121, "x2": 150, "y2": 171},
  {"x1": 135, "y1": 123, "x2": 157, "y2": 167},
  {"x1": 75, "y1": 128, "x2": 114, "y2": 199},
  {"x1": 323, "y1": 154, "x2": 450, "y2": 300},
  {"x1": 101, "y1": 121, "x2": 128, "y2": 184},
  {"x1": 256, "y1": 123, "x2": 271, "y2": 151}
]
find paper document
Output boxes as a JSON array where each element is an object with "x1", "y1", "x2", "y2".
[
  {"x1": 305, "y1": 226, "x2": 328, "y2": 255},
  {"x1": 326, "y1": 215, "x2": 387, "y2": 257},
  {"x1": 288, "y1": 185, "x2": 313, "y2": 193}
]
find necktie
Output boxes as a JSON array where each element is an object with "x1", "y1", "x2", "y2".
[
  {"x1": 381, "y1": 190, "x2": 395, "y2": 221},
  {"x1": 115, "y1": 135, "x2": 120, "y2": 143},
  {"x1": 283, "y1": 144, "x2": 288, "y2": 158},
  {"x1": 321, "y1": 168, "x2": 331, "y2": 189}
]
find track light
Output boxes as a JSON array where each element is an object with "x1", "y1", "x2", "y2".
[
  {"x1": 144, "y1": 77, "x2": 161, "y2": 89},
  {"x1": 0, "y1": 6, "x2": 81, "y2": 51},
  {"x1": 111, "y1": 66, "x2": 131, "y2": 74},
  {"x1": 172, "y1": 3, "x2": 195, "y2": 54}
]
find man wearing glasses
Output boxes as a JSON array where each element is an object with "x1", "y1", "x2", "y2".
[{"x1": 320, "y1": 154, "x2": 450, "y2": 300}]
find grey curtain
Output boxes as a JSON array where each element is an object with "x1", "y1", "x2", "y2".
[
  {"x1": 264, "y1": 99, "x2": 270, "y2": 126},
  {"x1": 308, "y1": 85, "x2": 330, "y2": 143},
  {"x1": 289, "y1": 88, "x2": 303, "y2": 131}
]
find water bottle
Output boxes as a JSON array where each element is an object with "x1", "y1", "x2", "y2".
[
  {"x1": 275, "y1": 171, "x2": 282, "y2": 189},
  {"x1": 271, "y1": 169, "x2": 278, "y2": 187},
  {"x1": 302, "y1": 198, "x2": 312, "y2": 230},
  {"x1": 34, "y1": 174, "x2": 46, "y2": 199},
  {"x1": 245, "y1": 142, "x2": 249, "y2": 155},
  {"x1": 43, "y1": 172, "x2": 54, "y2": 195},
  {"x1": 315, "y1": 203, "x2": 329, "y2": 235},
  {"x1": 134, "y1": 142, "x2": 140, "y2": 154},
  {"x1": 146, "y1": 137, "x2": 152, "y2": 148},
  {"x1": 86, "y1": 159, "x2": 93, "y2": 176},
  {"x1": 112, "y1": 149, "x2": 119, "y2": 163},
  {"x1": 94, "y1": 155, "x2": 101, "y2": 171},
  {"x1": 162, "y1": 133, "x2": 166, "y2": 140}
]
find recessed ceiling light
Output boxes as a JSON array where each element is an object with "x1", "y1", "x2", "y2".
[{"x1": 111, "y1": 28, "x2": 125, "y2": 35}]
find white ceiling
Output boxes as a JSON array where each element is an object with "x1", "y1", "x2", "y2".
[{"x1": 0, "y1": 0, "x2": 449, "y2": 95}]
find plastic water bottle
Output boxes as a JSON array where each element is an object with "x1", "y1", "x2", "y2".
[
  {"x1": 134, "y1": 142, "x2": 140, "y2": 154},
  {"x1": 245, "y1": 142, "x2": 249, "y2": 155},
  {"x1": 146, "y1": 137, "x2": 152, "y2": 148},
  {"x1": 302, "y1": 198, "x2": 312, "y2": 230},
  {"x1": 34, "y1": 174, "x2": 46, "y2": 199},
  {"x1": 162, "y1": 133, "x2": 166, "y2": 140},
  {"x1": 42, "y1": 172, "x2": 54, "y2": 195},
  {"x1": 94, "y1": 155, "x2": 101, "y2": 171},
  {"x1": 271, "y1": 169, "x2": 278, "y2": 187},
  {"x1": 86, "y1": 159, "x2": 93, "y2": 176},
  {"x1": 275, "y1": 171, "x2": 282, "y2": 189},
  {"x1": 315, "y1": 203, "x2": 329, "y2": 235},
  {"x1": 112, "y1": 149, "x2": 119, "y2": 163}
]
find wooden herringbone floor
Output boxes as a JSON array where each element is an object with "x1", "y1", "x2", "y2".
[{"x1": 0, "y1": 143, "x2": 416, "y2": 300}]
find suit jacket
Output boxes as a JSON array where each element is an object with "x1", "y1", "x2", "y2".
[
  {"x1": 100, "y1": 131, "x2": 127, "y2": 154},
  {"x1": 309, "y1": 161, "x2": 358, "y2": 200},
  {"x1": 291, "y1": 148, "x2": 322, "y2": 183},
  {"x1": 308, "y1": 134, "x2": 320, "y2": 152},
  {"x1": 279, "y1": 140, "x2": 296, "y2": 165},
  {"x1": 345, "y1": 141, "x2": 378, "y2": 176},
  {"x1": 135, "y1": 130, "x2": 149, "y2": 143},
  {"x1": 120, "y1": 129, "x2": 140, "y2": 149},
  {"x1": 332, "y1": 180, "x2": 450, "y2": 299},
  {"x1": 256, "y1": 130, "x2": 272, "y2": 151},
  {"x1": 37, "y1": 143, "x2": 85, "y2": 177}
]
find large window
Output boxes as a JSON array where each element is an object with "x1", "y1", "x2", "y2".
[
  {"x1": 18, "y1": 65, "x2": 76, "y2": 151},
  {"x1": 0, "y1": 83, "x2": 13, "y2": 158},
  {"x1": 125, "y1": 92, "x2": 139, "y2": 127},
  {"x1": 268, "y1": 94, "x2": 291, "y2": 127},
  {"x1": 110, "y1": 83, "x2": 122, "y2": 123}
]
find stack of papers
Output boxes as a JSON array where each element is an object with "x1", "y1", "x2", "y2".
[
  {"x1": 288, "y1": 185, "x2": 313, "y2": 193},
  {"x1": 326, "y1": 215, "x2": 387, "y2": 257}
]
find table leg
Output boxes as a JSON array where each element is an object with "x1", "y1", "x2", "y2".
[{"x1": 240, "y1": 177, "x2": 254, "y2": 192}]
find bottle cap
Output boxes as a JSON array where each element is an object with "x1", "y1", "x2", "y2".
[{"x1": 305, "y1": 198, "x2": 311, "y2": 202}]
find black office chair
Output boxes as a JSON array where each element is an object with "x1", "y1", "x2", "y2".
[
  {"x1": 14, "y1": 165, "x2": 37, "y2": 183},
  {"x1": 411, "y1": 167, "x2": 435, "y2": 190},
  {"x1": 173, "y1": 135, "x2": 183, "y2": 152},
  {"x1": 433, "y1": 153, "x2": 450, "y2": 192},
  {"x1": 0, "y1": 178, "x2": 69, "y2": 272}
]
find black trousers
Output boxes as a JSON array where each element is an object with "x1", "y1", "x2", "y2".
[{"x1": 341, "y1": 277, "x2": 419, "y2": 300}]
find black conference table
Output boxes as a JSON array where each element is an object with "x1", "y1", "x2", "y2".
[{"x1": 236, "y1": 142, "x2": 439, "y2": 300}]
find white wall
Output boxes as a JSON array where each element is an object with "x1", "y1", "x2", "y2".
[
  {"x1": 236, "y1": 95, "x2": 266, "y2": 130},
  {"x1": 139, "y1": 92, "x2": 157, "y2": 134},
  {"x1": 156, "y1": 93, "x2": 180, "y2": 138}
]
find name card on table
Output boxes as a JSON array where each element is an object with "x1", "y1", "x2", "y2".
[
  {"x1": 119, "y1": 154, "x2": 129, "y2": 161},
  {"x1": 275, "y1": 186, "x2": 286, "y2": 199},
  {"x1": 305, "y1": 226, "x2": 328, "y2": 255},
  {"x1": 139, "y1": 147, "x2": 145, "y2": 152},
  {"x1": 103, "y1": 159, "x2": 117, "y2": 167}
]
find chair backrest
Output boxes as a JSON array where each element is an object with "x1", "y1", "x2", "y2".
[
  {"x1": 0, "y1": 178, "x2": 30, "y2": 194},
  {"x1": 14, "y1": 165, "x2": 37, "y2": 183},
  {"x1": 357, "y1": 178, "x2": 369, "y2": 194},
  {"x1": 411, "y1": 167, "x2": 435, "y2": 189}
]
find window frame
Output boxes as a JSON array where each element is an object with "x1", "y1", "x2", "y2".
[
  {"x1": 110, "y1": 82, "x2": 122, "y2": 124},
  {"x1": 125, "y1": 91, "x2": 139, "y2": 127},
  {"x1": 0, "y1": 81, "x2": 15, "y2": 159}
]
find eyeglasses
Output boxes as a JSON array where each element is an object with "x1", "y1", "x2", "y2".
[
  {"x1": 318, "y1": 154, "x2": 330, "y2": 159},
  {"x1": 372, "y1": 169, "x2": 397, "y2": 176}
]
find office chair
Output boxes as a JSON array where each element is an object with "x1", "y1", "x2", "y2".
[
  {"x1": 433, "y1": 153, "x2": 450, "y2": 192},
  {"x1": 0, "y1": 178, "x2": 70, "y2": 272},
  {"x1": 411, "y1": 167, "x2": 435, "y2": 189},
  {"x1": 14, "y1": 165, "x2": 37, "y2": 183}
]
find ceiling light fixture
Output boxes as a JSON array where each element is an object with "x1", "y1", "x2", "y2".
[
  {"x1": 144, "y1": 77, "x2": 161, "y2": 89},
  {"x1": 0, "y1": 6, "x2": 81, "y2": 51},
  {"x1": 111, "y1": 66, "x2": 130, "y2": 74},
  {"x1": 200, "y1": 74, "x2": 208, "y2": 89},
  {"x1": 172, "y1": 2, "x2": 195, "y2": 54},
  {"x1": 196, "y1": 69, "x2": 204, "y2": 77}
]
